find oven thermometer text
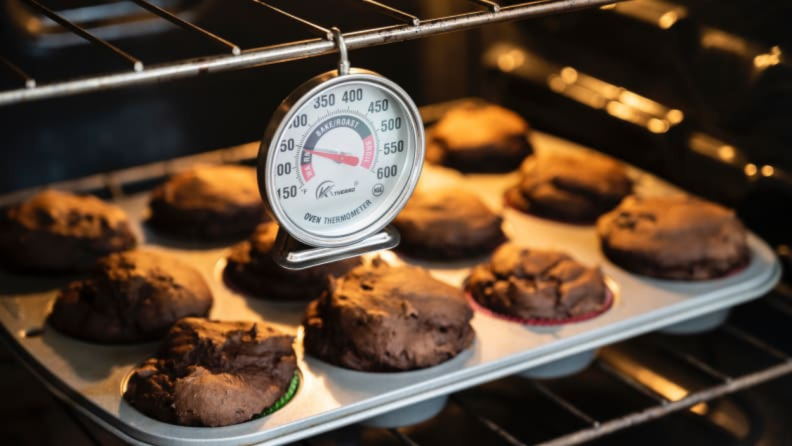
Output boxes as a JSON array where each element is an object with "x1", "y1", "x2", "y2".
[{"x1": 260, "y1": 69, "x2": 424, "y2": 249}]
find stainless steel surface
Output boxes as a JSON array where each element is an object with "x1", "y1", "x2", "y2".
[
  {"x1": 0, "y1": 0, "x2": 621, "y2": 106},
  {"x1": 258, "y1": 69, "x2": 425, "y2": 249},
  {"x1": 0, "y1": 129, "x2": 780, "y2": 446},
  {"x1": 19, "y1": 0, "x2": 144, "y2": 72}
]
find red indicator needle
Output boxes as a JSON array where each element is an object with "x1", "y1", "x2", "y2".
[{"x1": 304, "y1": 148, "x2": 360, "y2": 167}]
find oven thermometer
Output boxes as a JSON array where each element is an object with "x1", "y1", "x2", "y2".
[{"x1": 258, "y1": 29, "x2": 424, "y2": 269}]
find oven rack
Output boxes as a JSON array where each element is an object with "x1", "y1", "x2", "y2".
[
  {"x1": 304, "y1": 291, "x2": 792, "y2": 446},
  {"x1": 0, "y1": 0, "x2": 619, "y2": 106}
]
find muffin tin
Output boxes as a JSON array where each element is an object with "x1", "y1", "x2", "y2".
[{"x1": 0, "y1": 130, "x2": 780, "y2": 446}]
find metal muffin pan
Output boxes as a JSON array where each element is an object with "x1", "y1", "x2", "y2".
[{"x1": 0, "y1": 131, "x2": 780, "y2": 446}]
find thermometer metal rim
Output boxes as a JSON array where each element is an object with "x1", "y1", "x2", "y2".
[{"x1": 258, "y1": 68, "x2": 425, "y2": 248}]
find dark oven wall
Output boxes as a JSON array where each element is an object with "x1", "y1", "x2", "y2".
[
  {"x1": 2, "y1": 0, "x2": 791, "y2": 258},
  {"x1": 475, "y1": 0, "x2": 792, "y2": 254}
]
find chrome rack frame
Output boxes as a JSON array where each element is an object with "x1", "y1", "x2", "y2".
[
  {"x1": 0, "y1": 0, "x2": 619, "y2": 106},
  {"x1": 365, "y1": 293, "x2": 792, "y2": 446}
]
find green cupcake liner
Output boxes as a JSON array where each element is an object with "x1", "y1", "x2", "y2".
[{"x1": 256, "y1": 372, "x2": 300, "y2": 418}]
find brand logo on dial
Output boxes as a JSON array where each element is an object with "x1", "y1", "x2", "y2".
[
  {"x1": 316, "y1": 180, "x2": 335, "y2": 199},
  {"x1": 316, "y1": 180, "x2": 357, "y2": 199}
]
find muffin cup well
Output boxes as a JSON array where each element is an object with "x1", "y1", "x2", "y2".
[
  {"x1": 256, "y1": 372, "x2": 301, "y2": 418},
  {"x1": 660, "y1": 309, "x2": 731, "y2": 335},
  {"x1": 519, "y1": 350, "x2": 597, "y2": 379},
  {"x1": 361, "y1": 396, "x2": 448, "y2": 428},
  {"x1": 120, "y1": 368, "x2": 301, "y2": 427},
  {"x1": 465, "y1": 285, "x2": 615, "y2": 326},
  {"x1": 600, "y1": 242, "x2": 752, "y2": 282},
  {"x1": 503, "y1": 186, "x2": 598, "y2": 226}
]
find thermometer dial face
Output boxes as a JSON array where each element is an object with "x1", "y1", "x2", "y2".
[{"x1": 260, "y1": 69, "x2": 424, "y2": 247}]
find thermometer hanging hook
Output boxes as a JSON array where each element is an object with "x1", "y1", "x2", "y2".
[{"x1": 331, "y1": 27, "x2": 350, "y2": 76}]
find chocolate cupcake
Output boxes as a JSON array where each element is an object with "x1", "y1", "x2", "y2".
[
  {"x1": 426, "y1": 102, "x2": 533, "y2": 173},
  {"x1": 225, "y1": 222, "x2": 361, "y2": 300},
  {"x1": 466, "y1": 244, "x2": 608, "y2": 321},
  {"x1": 506, "y1": 152, "x2": 632, "y2": 223},
  {"x1": 392, "y1": 188, "x2": 506, "y2": 260},
  {"x1": 597, "y1": 196, "x2": 750, "y2": 280},
  {"x1": 124, "y1": 318, "x2": 297, "y2": 427},
  {"x1": 0, "y1": 190, "x2": 136, "y2": 273},
  {"x1": 148, "y1": 165, "x2": 267, "y2": 241},
  {"x1": 49, "y1": 250, "x2": 213, "y2": 343},
  {"x1": 303, "y1": 259, "x2": 474, "y2": 372}
]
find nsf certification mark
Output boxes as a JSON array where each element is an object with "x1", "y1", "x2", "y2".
[{"x1": 372, "y1": 183, "x2": 385, "y2": 197}]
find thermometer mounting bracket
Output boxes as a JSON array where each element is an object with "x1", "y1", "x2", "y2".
[{"x1": 272, "y1": 226, "x2": 400, "y2": 270}]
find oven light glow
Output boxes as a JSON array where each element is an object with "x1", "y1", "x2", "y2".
[
  {"x1": 744, "y1": 163, "x2": 758, "y2": 177},
  {"x1": 666, "y1": 109, "x2": 684, "y2": 124},
  {"x1": 761, "y1": 165, "x2": 775, "y2": 177},
  {"x1": 754, "y1": 46, "x2": 782, "y2": 69},
  {"x1": 560, "y1": 67, "x2": 578, "y2": 84},
  {"x1": 658, "y1": 11, "x2": 679, "y2": 30},
  {"x1": 647, "y1": 118, "x2": 670, "y2": 134},
  {"x1": 492, "y1": 44, "x2": 684, "y2": 134},
  {"x1": 497, "y1": 50, "x2": 525, "y2": 72},
  {"x1": 717, "y1": 145, "x2": 736, "y2": 162},
  {"x1": 602, "y1": 350, "x2": 708, "y2": 415},
  {"x1": 548, "y1": 75, "x2": 567, "y2": 93}
]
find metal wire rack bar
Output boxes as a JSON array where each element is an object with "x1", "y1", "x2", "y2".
[
  {"x1": 596, "y1": 360, "x2": 669, "y2": 404},
  {"x1": 129, "y1": 0, "x2": 241, "y2": 55},
  {"x1": 652, "y1": 340, "x2": 734, "y2": 382},
  {"x1": 451, "y1": 395, "x2": 529, "y2": 446},
  {"x1": 248, "y1": 0, "x2": 334, "y2": 39},
  {"x1": 389, "y1": 428, "x2": 422, "y2": 446},
  {"x1": 721, "y1": 323, "x2": 791, "y2": 360},
  {"x1": 531, "y1": 314, "x2": 792, "y2": 446},
  {"x1": 358, "y1": 0, "x2": 421, "y2": 26},
  {"x1": 384, "y1": 299, "x2": 792, "y2": 446},
  {"x1": 0, "y1": 56, "x2": 35, "y2": 89},
  {"x1": 467, "y1": 0, "x2": 503, "y2": 12},
  {"x1": 19, "y1": 0, "x2": 143, "y2": 72},
  {"x1": 537, "y1": 358, "x2": 792, "y2": 446},
  {"x1": 533, "y1": 382, "x2": 599, "y2": 427},
  {"x1": 0, "y1": 0, "x2": 620, "y2": 106}
]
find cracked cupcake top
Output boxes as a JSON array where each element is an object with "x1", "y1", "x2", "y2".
[
  {"x1": 303, "y1": 259, "x2": 474, "y2": 371},
  {"x1": 466, "y1": 244, "x2": 607, "y2": 320},
  {"x1": 597, "y1": 195, "x2": 749, "y2": 279}
]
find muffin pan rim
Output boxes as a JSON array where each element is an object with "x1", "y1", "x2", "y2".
[{"x1": 0, "y1": 130, "x2": 781, "y2": 446}]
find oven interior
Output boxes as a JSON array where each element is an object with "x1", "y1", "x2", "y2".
[{"x1": 1, "y1": 0, "x2": 791, "y2": 445}]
